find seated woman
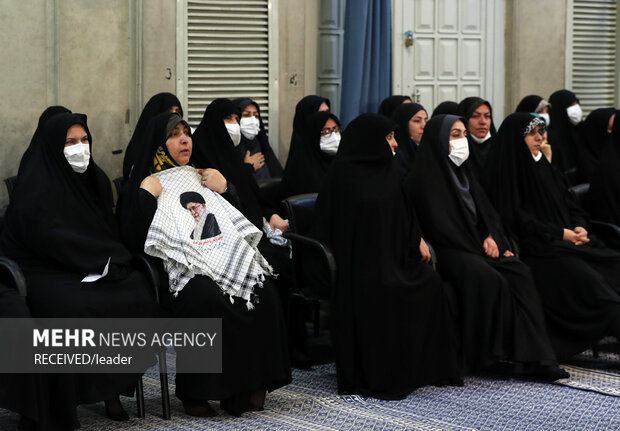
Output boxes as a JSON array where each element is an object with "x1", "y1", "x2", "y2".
[
  {"x1": 117, "y1": 112, "x2": 291, "y2": 417},
  {"x1": 406, "y1": 114, "x2": 566, "y2": 379},
  {"x1": 515, "y1": 95, "x2": 553, "y2": 162},
  {"x1": 457, "y1": 97, "x2": 497, "y2": 178},
  {"x1": 482, "y1": 112, "x2": 620, "y2": 359},
  {"x1": 590, "y1": 111, "x2": 620, "y2": 229},
  {"x1": 314, "y1": 113, "x2": 462, "y2": 399},
  {"x1": 0, "y1": 113, "x2": 158, "y2": 423},
  {"x1": 233, "y1": 97, "x2": 283, "y2": 181},
  {"x1": 575, "y1": 107, "x2": 615, "y2": 184},
  {"x1": 377, "y1": 94, "x2": 412, "y2": 118},
  {"x1": 281, "y1": 111, "x2": 341, "y2": 197},
  {"x1": 123, "y1": 92, "x2": 183, "y2": 180},
  {"x1": 391, "y1": 102, "x2": 428, "y2": 174}
]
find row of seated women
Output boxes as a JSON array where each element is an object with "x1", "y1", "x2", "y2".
[{"x1": 3, "y1": 89, "x2": 620, "y2": 428}]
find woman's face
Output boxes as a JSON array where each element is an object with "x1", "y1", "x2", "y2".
[
  {"x1": 448, "y1": 120, "x2": 467, "y2": 153},
  {"x1": 524, "y1": 125, "x2": 543, "y2": 156},
  {"x1": 241, "y1": 104, "x2": 259, "y2": 120},
  {"x1": 165, "y1": 122, "x2": 192, "y2": 165},
  {"x1": 468, "y1": 104, "x2": 491, "y2": 139},
  {"x1": 408, "y1": 110, "x2": 428, "y2": 143},
  {"x1": 386, "y1": 130, "x2": 397, "y2": 152},
  {"x1": 224, "y1": 113, "x2": 239, "y2": 124},
  {"x1": 65, "y1": 125, "x2": 89, "y2": 147},
  {"x1": 320, "y1": 118, "x2": 339, "y2": 137},
  {"x1": 318, "y1": 102, "x2": 329, "y2": 112},
  {"x1": 168, "y1": 106, "x2": 182, "y2": 115}
]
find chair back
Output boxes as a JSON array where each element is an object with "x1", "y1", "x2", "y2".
[
  {"x1": 282, "y1": 193, "x2": 317, "y2": 235},
  {"x1": 4, "y1": 176, "x2": 17, "y2": 203},
  {"x1": 569, "y1": 183, "x2": 590, "y2": 210},
  {"x1": 257, "y1": 177, "x2": 282, "y2": 213}
]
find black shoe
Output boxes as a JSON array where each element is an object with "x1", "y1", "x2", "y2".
[{"x1": 104, "y1": 396, "x2": 129, "y2": 421}]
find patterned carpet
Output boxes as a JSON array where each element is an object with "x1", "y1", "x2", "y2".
[{"x1": 1, "y1": 350, "x2": 619, "y2": 430}]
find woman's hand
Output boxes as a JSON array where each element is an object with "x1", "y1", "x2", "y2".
[
  {"x1": 269, "y1": 214, "x2": 289, "y2": 232},
  {"x1": 563, "y1": 228, "x2": 587, "y2": 245},
  {"x1": 245, "y1": 151, "x2": 265, "y2": 171},
  {"x1": 503, "y1": 250, "x2": 514, "y2": 257},
  {"x1": 419, "y1": 238, "x2": 431, "y2": 263},
  {"x1": 198, "y1": 169, "x2": 227, "y2": 194},
  {"x1": 573, "y1": 226, "x2": 590, "y2": 244},
  {"x1": 483, "y1": 235, "x2": 500, "y2": 258},
  {"x1": 140, "y1": 176, "x2": 162, "y2": 197}
]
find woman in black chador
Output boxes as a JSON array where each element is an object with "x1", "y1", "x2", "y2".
[
  {"x1": 406, "y1": 114, "x2": 566, "y2": 379},
  {"x1": 314, "y1": 113, "x2": 462, "y2": 400},
  {"x1": 590, "y1": 111, "x2": 620, "y2": 229},
  {"x1": 281, "y1": 111, "x2": 341, "y2": 197},
  {"x1": 0, "y1": 113, "x2": 158, "y2": 425},
  {"x1": 284, "y1": 94, "x2": 330, "y2": 169},
  {"x1": 576, "y1": 107, "x2": 616, "y2": 184},
  {"x1": 391, "y1": 102, "x2": 428, "y2": 174},
  {"x1": 117, "y1": 112, "x2": 290, "y2": 417},
  {"x1": 123, "y1": 92, "x2": 183, "y2": 180},
  {"x1": 482, "y1": 112, "x2": 620, "y2": 359},
  {"x1": 457, "y1": 97, "x2": 497, "y2": 178},
  {"x1": 547, "y1": 89, "x2": 584, "y2": 178},
  {"x1": 233, "y1": 97, "x2": 283, "y2": 181}
]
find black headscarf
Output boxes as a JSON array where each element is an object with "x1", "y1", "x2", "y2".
[
  {"x1": 457, "y1": 97, "x2": 497, "y2": 176},
  {"x1": 1, "y1": 113, "x2": 132, "y2": 274},
  {"x1": 589, "y1": 111, "x2": 620, "y2": 225},
  {"x1": 576, "y1": 107, "x2": 615, "y2": 183},
  {"x1": 123, "y1": 92, "x2": 183, "y2": 180},
  {"x1": 17, "y1": 106, "x2": 72, "y2": 178},
  {"x1": 233, "y1": 97, "x2": 283, "y2": 178},
  {"x1": 406, "y1": 114, "x2": 509, "y2": 255},
  {"x1": 391, "y1": 103, "x2": 426, "y2": 173},
  {"x1": 191, "y1": 98, "x2": 269, "y2": 228},
  {"x1": 515, "y1": 95, "x2": 543, "y2": 113},
  {"x1": 281, "y1": 111, "x2": 340, "y2": 197},
  {"x1": 431, "y1": 101, "x2": 459, "y2": 117},
  {"x1": 285, "y1": 95, "x2": 330, "y2": 165},
  {"x1": 548, "y1": 89, "x2": 581, "y2": 173},
  {"x1": 481, "y1": 112, "x2": 585, "y2": 254},
  {"x1": 377, "y1": 95, "x2": 412, "y2": 118}
]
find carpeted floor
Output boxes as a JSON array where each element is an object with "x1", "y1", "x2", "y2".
[{"x1": 1, "y1": 349, "x2": 619, "y2": 430}]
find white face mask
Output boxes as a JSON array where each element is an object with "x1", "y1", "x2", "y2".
[
  {"x1": 240, "y1": 116, "x2": 260, "y2": 140},
  {"x1": 448, "y1": 137, "x2": 470, "y2": 166},
  {"x1": 320, "y1": 132, "x2": 341, "y2": 155},
  {"x1": 538, "y1": 112, "x2": 550, "y2": 126},
  {"x1": 470, "y1": 130, "x2": 491, "y2": 144},
  {"x1": 225, "y1": 123, "x2": 242, "y2": 146},
  {"x1": 63, "y1": 143, "x2": 90, "y2": 173},
  {"x1": 566, "y1": 104, "x2": 583, "y2": 125},
  {"x1": 532, "y1": 151, "x2": 543, "y2": 162}
]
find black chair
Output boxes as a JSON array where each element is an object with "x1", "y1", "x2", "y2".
[
  {"x1": 0, "y1": 257, "x2": 27, "y2": 299},
  {"x1": 257, "y1": 177, "x2": 282, "y2": 212},
  {"x1": 4, "y1": 176, "x2": 17, "y2": 203},
  {"x1": 282, "y1": 194, "x2": 336, "y2": 338},
  {"x1": 568, "y1": 183, "x2": 620, "y2": 246},
  {"x1": 132, "y1": 253, "x2": 171, "y2": 420}
]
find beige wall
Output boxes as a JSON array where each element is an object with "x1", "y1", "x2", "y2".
[
  {"x1": 504, "y1": 0, "x2": 566, "y2": 114},
  {"x1": 0, "y1": 1, "x2": 49, "y2": 207}
]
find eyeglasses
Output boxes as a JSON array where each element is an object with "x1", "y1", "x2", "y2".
[{"x1": 320, "y1": 127, "x2": 340, "y2": 137}]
